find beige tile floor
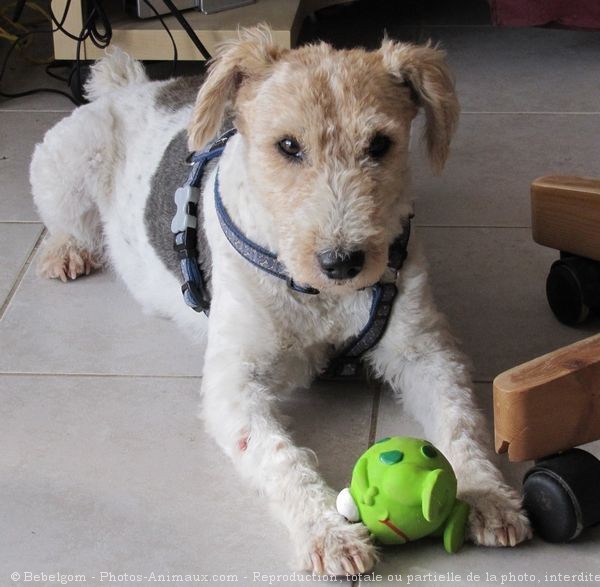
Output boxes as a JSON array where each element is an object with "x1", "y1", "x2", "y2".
[{"x1": 1, "y1": 6, "x2": 600, "y2": 587}]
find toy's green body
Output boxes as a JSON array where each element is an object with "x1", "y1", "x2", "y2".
[{"x1": 342, "y1": 436, "x2": 469, "y2": 553}]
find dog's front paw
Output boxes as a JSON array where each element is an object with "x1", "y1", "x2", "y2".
[
  {"x1": 297, "y1": 513, "x2": 377, "y2": 576},
  {"x1": 461, "y1": 485, "x2": 532, "y2": 547}
]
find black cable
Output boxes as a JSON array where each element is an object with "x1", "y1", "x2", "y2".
[
  {"x1": 142, "y1": 0, "x2": 178, "y2": 76},
  {"x1": 67, "y1": 19, "x2": 88, "y2": 103},
  {"x1": 12, "y1": 0, "x2": 28, "y2": 22},
  {"x1": 44, "y1": 0, "x2": 114, "y2": 103},
  {"x1": 45, "y1": 61, "x2": 70, "y2": 83},
  {"x1": 1, "y1": 0, "x2": 209, "y2": 105},
  {"x1": 161, "y1": 0, "x2": 211, "y2": 60},
  {"x1": 81, "y1": 0, "x2": 112, "y2": 49},
  {"x1": 0, "y1": 0, "x2": 79, "y2": 104},
  {"x1": 0, "y1": 30, "x2": 78, "y2": 104},
  {"x1": 55, "y1": 0, "x2": 72, "y2": 28},
  {"x1": 69, "y1": 2, "x2": 112, "y2": 103}
]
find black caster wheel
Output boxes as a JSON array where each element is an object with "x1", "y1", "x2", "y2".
[
  {"x1": 522, "y1": 449, "x2": 600, "y2": 542},
  {"x1": 546, "y1": 256, "x2": 600, "y2": 326}
]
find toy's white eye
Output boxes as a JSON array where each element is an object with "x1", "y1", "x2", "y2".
[
  {"x1": 379, "y1": 450, "x2": 404, "y2": 465},
  {"x1": 336, "y1": 488, "x2": 360, "y2": 522}
]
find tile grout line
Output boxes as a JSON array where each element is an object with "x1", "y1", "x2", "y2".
[
  {"x1": 0, "y1": 220, "x2": 43, "y2": 225},
  {"x1": 0, "y1": 227, "x2": 46, "y2": 321},
  {"x1": 462, "y1": 111, "x2": 600, "y2": 115},
  {"x1": 0, "y1": 371, "x2": 491, "y2": 383},
  {"x1": 425, "y1": 24, "x2": 494, "y2": 27},
  {"x1": 0, "y1": 109, "x2": 73, "y2": 113},
  {"x1": 0, "y1": 222, "x2": 531, "y2": 229},
  {"x1": 2, "y1": 109, "x2": 600, "y2": 115},
  {"x1": 0, "y1": 371, "x2": 203, "y2": 379},
  {"x1": 367, "y1": 383, "x2": 382, "y2": 448},
  {"x1": 357, "y1": 382, "x2": 381, "y2": 587},
  {"x1": 415, "y1": 224, "x2": 530, "y2": 229}
]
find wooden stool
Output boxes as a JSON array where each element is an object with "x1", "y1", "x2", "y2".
[{"x1": 494, "y1": 334, "x2": 600, "y2": 542}]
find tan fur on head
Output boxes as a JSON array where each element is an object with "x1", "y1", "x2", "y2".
[
  {"x1": 188, "y1": 25, "x2": 285, "y2": 151},
  {"x1": 379, "y1": 39, "x2": 460, "y2": 173},
  {"x1": 189, "y1": 27, "x2": 460, "y2": 292}
]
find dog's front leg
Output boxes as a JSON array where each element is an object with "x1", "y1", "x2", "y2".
[
  {"x1": 367, "y1": 251, "x2": 532, "y2": 548},
  {"x1": 200, "y1": 310, "x2": 376, "y2": 575}
]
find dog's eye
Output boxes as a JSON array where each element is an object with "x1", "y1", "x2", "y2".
[
  {"x1": 367, "y1": 133, "x2": 392, "y2": 159},
  {"x1": 277, "y1": 137, "x2": 303, "y2": 161}
]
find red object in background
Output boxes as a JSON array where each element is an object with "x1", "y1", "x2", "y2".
[{"x1": 490, "y1": 0, "x2": 600, "y2": 29}]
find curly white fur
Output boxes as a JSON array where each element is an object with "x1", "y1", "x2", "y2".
[{"x1": 84, "y1": 46, "x2": 148, "y2": 101}]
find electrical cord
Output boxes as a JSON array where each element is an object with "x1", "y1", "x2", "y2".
[
  {"x1": 161, "y1": 0, "x2": 211, "y2": 60},
  {"x1": 0, "y1": 7, "x2": 79, "y2": 103},
  {"x1": 45, "y1": 60, "x2": 70, "y2": 82},
  {"x1": 1, "y1": 0, "x2": 211, "y2": 106},
  {"x1": 42, "y1": 0, "x2": 112, "y2": 102},
  {"x1": 141, "y1": 0, "x2": 178, "y2": 77},
  {"x1": 69, "y1": 0, "x2": 113, "y2": 103},
  {"x1": 0, "y1": 0, "x2": 78, "y2": 103},
  {"x1": 1, "y1": 0, "x2": 114, "y2": 105},
  {"x1": 12, "y1": 0, "x2": 28, "y2": 23},
  {"x1": 0, "y1": 36, "x2": 78, "y2": 103}
]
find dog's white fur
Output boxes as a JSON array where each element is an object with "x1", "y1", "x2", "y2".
[{"x1": 30, "y1": 28, "x2": 531, "y2": 575}]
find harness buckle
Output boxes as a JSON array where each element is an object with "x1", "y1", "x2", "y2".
[
  {"x1": 320, "y1": 357, "x2": 361, "y2": 380},
  {"x1": 171, "y1": 185, "x2": 201, "y2": 234},
  {"x1": 286, "y1": 276, "x2": 320, "y2": 295},
  {"x1": 210, "y1": 128, "x2": 237, "y2": 151},
  {"x1": 380, "y1": 266, "x2": 399, "y2": 284},
  {"x1": 181, "y1": 281, "x2": 211, "y2": 313}
]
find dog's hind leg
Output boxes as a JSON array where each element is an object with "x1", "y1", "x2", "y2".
[
  {"x1": 30, "y1": 107, "x2": 112, "y2": 282},
  {"x1": 30, "y1": 49, "x2": 146, "y2": 282}
]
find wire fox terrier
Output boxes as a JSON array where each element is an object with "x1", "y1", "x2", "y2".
[{"x1": 30, "y1": 26, "x2": 531, "y2": 575}]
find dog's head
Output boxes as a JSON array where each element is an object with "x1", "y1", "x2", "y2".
[{"x1": 189, "y1": 26, "x2": 459, "y2": 293}]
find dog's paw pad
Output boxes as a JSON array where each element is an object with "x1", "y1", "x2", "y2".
[{"x1": 462, "y1": 486, "x2": 532, "y2": 547}]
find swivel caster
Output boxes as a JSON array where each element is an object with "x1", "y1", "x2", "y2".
[
  {"x1": 546, "y1": 255, "x2": 600, "y2": 326},
  {"x1": 523, "y1": 449, "x2": 600, "y2": 542}
]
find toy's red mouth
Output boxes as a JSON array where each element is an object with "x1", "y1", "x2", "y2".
[{"x1": 379, "y1": 518, "x2": 410, "y2": 543}]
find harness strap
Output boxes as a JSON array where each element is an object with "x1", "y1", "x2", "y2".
[
  {"x1": 214, "y1": 174, "x2": 319, "y2": 295},
  {"x1": 321, "y1": 219, "x2": 411, "y2": 379},
  {"x1": 171, "y1": 146, "x2": 227, "y2": 313},
  {"x1": 171, "y1": 129, "x2": 413, "y2": 376}
]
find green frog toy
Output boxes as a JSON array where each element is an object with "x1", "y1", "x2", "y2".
[{"x1": 336, "y1": 436, "x2": 470, "y2": 553}]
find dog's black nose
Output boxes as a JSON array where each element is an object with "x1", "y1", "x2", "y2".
[{"x1": 317, "y1": 249, "x2": 365, "y2": 280}]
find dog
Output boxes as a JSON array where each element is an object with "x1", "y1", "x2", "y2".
[{"x1": 30, "y1": 26, "x2": 531, "y2": 575}]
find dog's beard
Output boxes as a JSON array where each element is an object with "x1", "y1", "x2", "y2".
[{"x1": 285, "y1": 253, "x2": 389, "y2": 295}]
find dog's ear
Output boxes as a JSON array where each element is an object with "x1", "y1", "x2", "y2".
[
  {"x1": 379, "y1": 39, "x2": 460, "y2": 174},
  {"x1": 188, "y1": 25, "x2": 283, "y2": 151}
]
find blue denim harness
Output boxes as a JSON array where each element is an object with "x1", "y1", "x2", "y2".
[{"x1": 171, "y1": 129, "x2": 412, "y2": 377}]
